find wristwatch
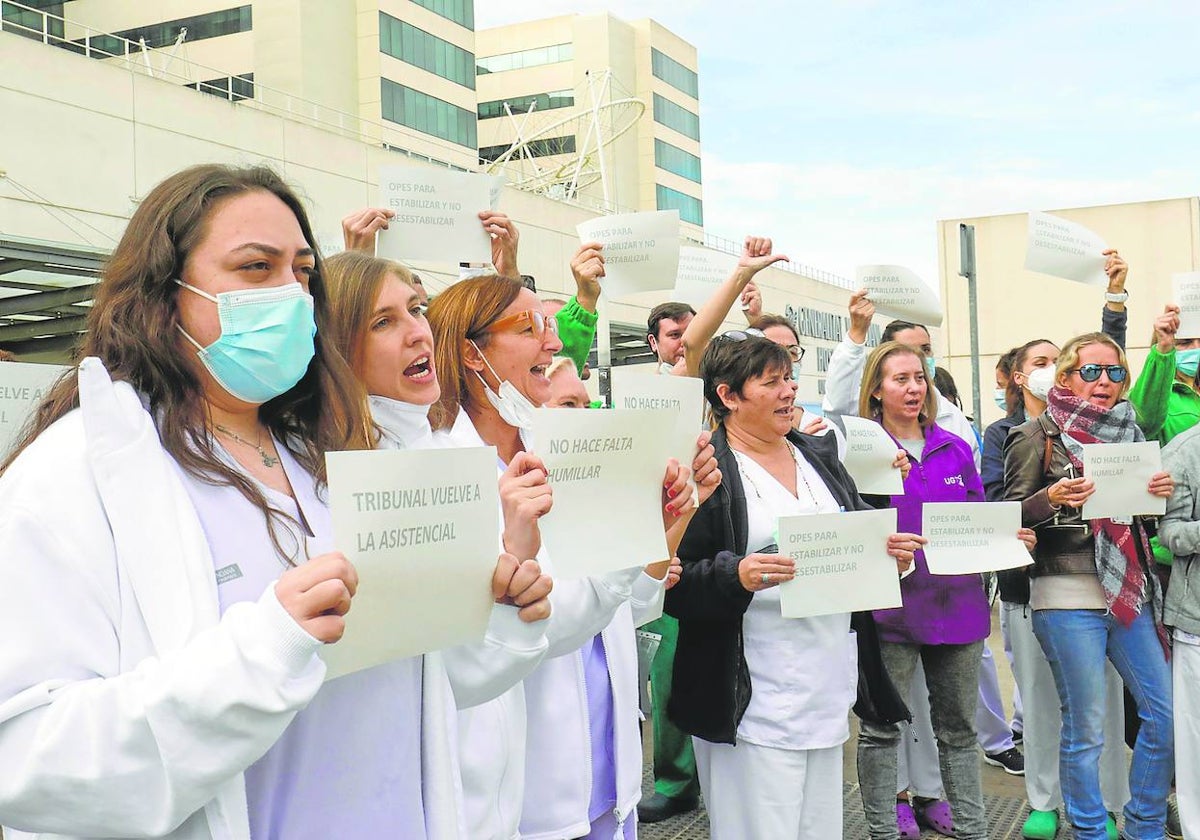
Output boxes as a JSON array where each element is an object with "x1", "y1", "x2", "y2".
[{"x1": 1104, "y1": 290, "x2": 1129, "y2": 303}]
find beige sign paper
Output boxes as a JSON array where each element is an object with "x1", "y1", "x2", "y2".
[
  {"x1": 1023, "y1": 211, "x2": 1108, "y2": 286},
  {"x1": 1173, "y1": 272, "x2": 1200, "y2": 339},
  {"x1": 530, "y1": 407, "x2": 675, "y2": 578},
  {"x1": 1081, "y1": 442, "x2": 1166, "y2": 520},
  {"x1": 376, "y1": 166, "x2": 493, "y2": 264},
  {"x1": 778, "y1": 508, "x2": 902, "y2": 619},
  {"x1": 322, "y1": 447, "x2": 500, "y2": 681},
  {"x1": 922, "y1": 502, "x2": 1032, "y2": 575},
  {"x1": 0, "y1": 362, "x2": 67, "y2": 459},
  {"x1": 856, "y1": 265, "x2": 943, "y2": 327},
  {"x1": 576, "y1": 210, "x2": 680, "y2": 300},
  {"x1": 612, "y1": 372, "x2": 705, "y2": 505},
  {"x1": 840, "y1": 415, "x2": 905, "y2": 495},
  {"x1": 672, "y1": 246, "x2": 740, "y2": 311}
]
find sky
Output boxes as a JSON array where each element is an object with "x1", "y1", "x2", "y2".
[{"x1": 476, "y1": 1, "x2": 1200, "y2": 286}]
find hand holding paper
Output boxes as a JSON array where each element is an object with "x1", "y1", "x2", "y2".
[
  {"x1": 499, "y1": 451, "x2": 554, "y2": 561},
  {"x1": 840, "y1": 415, "x2": 906, "y2": 495},
  {"x1": 276, "y1": 551, "x2": 359, "y2": 643},
  {"x1": 491, "y1": 553, "x2": 553, "y2": 622},
  {"x1": 1024, "y1": 211, "x2": 1109, "y2": 286},
  {"x1": 855, "y1": 265, "x2": 943, "y2": 327},
  {"x1": 479, "y1": 211, "x2": 520, "y2": 278},
  {"x1": 1173, "y1": 273, "x2": 1200, "y2": 339}
]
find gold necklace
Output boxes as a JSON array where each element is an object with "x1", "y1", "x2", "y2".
[
  {"x1": 733, "y1": 441, "x2": 820, "y2": 507},
  {"x1": 214, "y1": 423, "x2": 279, "y2": 468}
]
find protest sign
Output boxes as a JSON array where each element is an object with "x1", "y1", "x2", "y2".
[
  {"x1": 376, "y1": 166, "x2": 493, "y2": 264},
  {"x1": 840, "y1": 415, "x2": 905, "y2": 495},
  {"x1": 322, "y1": 447, "x2": 499, "y2": 680},
  {"x1": 576, "y1": 210, "x2": 680, "y2": 300},
  {"x1": 0, "y1": 362, "x2": 67, "y2": 459},
  {"x1": 1024, "y1": 211, "x2": 1108, "y2": 286},
  {"x1": 777, "y1": 508, "x2": 902, "y2": 618},
  {"x1": 612, "y1": 372, "x2": 705, "y2": 505},
  {"x1": 1081, "y1": 441, "x2": 1166, "y2": 520},
  {"x1": 922, "y1": 502, "x2": 1032, "y2": 575},
  {"x1": 1173, "y1": 272, "x2": 1200, "y2": 339},
  {"x1": 530, "y1": 407, "x2": 675, "y2": 578},
  {"x1": 672, "y1": 246, "x2": 740, "y2": 311},
  {"x1": 856, "y1": 265, "x2": 943, "y2": 327}
]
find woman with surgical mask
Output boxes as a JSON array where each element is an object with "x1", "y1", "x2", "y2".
[
  {"x1": 427, "y1": 274, "x2": 720, "y2": 840},
  {"x1": 324, "y1": 250, "x2": 561, "y2": 839},
  {"x1": 0, "y1": 164, "x2": 453, "y2": 838},
  {"x1": 1129, "y1": 303, "x2": 1200, "y2": 446}
]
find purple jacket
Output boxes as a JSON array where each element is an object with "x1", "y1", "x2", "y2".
[{"x1": 873, "y1": 421, "x2": 990, "y2": 646}]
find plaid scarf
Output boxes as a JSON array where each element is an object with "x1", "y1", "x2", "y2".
[{"x1": 1045, "y1": 386, "x2": 1165, "y2": 645}]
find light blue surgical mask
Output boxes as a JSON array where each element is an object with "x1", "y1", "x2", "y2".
[
  {"x1": 176, "y1": 280, "x2": 316, "y2": 404},
  {"x1": 925, "y1": 355, "x2": 937, "y2": 379},
  {"x1": 993, "y1": 388, "x2": 1008, "y2": 410},
  {"x1": 1177, "y1": 347, "x2": 1200, "y2": 378}
]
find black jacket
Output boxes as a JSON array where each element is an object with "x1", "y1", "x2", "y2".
[{"x1": 663, "y1": 425, "x2": 910, "y2": 745}]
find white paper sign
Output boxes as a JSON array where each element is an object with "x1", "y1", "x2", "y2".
[
  {"x1": 672, "y1": 246, "x2": 740, "y2": 310},
  {"x1": 922, "y1": 502, "x2": 1032, "y2": 575},
  {"x1": 1173, "y1": 272, "x2": 1200, "y2": 339},
  {"x1": 855, "y1": 265, "x2": 943, "y2": 327},
  {"x1": 322, "y1": 447, "x2": 500, "y2": 680},
  {"x1": 1023, "y1": 211, "x2": 1109, "y2": 286},
  {"x1": 1081, "y1": 442, "x2": 1166, "y2": 520},
  {"x1": 0, "y1": 362, "x2": 67, "y2": 459},
  {"x1": 576, "y1": 210, "x2": 680, "y2": 300},
  {"x1": 531, "y1": 407, "x2": 675, "y2": 578},
  {"x1": 777, "y1": 508, "x2": 902, "y2": 618},
  {"x1": 840, "y1": 415, "x2": 904, "y2": 495},
  {"x1": 612, "y1": 373, "x2": 705, "y2": 504},
  {"x1": 376, "y1": 166, "x2": 493, "y2": 264}
]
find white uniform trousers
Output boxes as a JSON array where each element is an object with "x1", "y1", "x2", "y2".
[
  {"x1": 1175, "y1": 640, "x2": 1200, "y2": 840},
  {"x1": 1005, "y1": 602, "x2": 1129, "y2": 812},
  {"x1": 693, "y1": 738, "x2": 842, "y2": 840}
]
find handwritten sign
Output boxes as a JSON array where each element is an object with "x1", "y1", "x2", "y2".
[
  {"x1": 856, "y1": 265, "x2": 943, "y2": 327},
  {"x1": 1023, "y1": 211, "x2": 1108, "y2": 286},
  {"x1": 1081, "y1": 441, "x2": 1166, "y2": 520},
  {"x1": 376, "y1": 166, "x2": 493, "y2": 264},
  {"x1": 323, "y1": 446, "x2": 499, "y2": 680},
  {"x1": 1173, "y1": 272, "x2": 1200, "y2": 339},
  {"x1": 672, "y1": 246, "x2": 740, "y2": 310},
  {"x1": 777, "y1": 508, "x2": 902, "y2": 618},
  {"x1": 840, "y1": 415, "x2": 904, "y2": 495},
  {"x1": 576, "y1": 210, "x2": 680, "y2": 300},
  {"x1": 530, "y1": 407, "x2": 675, "y2": 578},
  {"x1": 612, "y1": 372, "x2": 705, "y2": 504},
  {"x1": 0, "y1": 362, "x2": 67, "y2": 459},
  {"x1": 922, "y1": 501, "x2": 1031, "y2": 575}
]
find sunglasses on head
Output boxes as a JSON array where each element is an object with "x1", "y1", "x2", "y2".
[
  {"x1": 1069, "y1": 364, "x2": 1127, "y2": 383},
  {"x1": 717, "y1": 329, "x2": 806, "y2": 363},
  {"x1": 483, "y1": 309, "x2": 559, "y2": 340}
]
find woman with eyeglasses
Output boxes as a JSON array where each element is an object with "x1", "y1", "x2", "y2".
[
  {"x1": 1003, "y1": 331, "x2": 1174, "y2": 840},
  {"x1": 427, "y1": 274, "x2": 720, "y2": 840},
  {"x1": 665, "y1": 331, "x2": 923, "y2": 840}
]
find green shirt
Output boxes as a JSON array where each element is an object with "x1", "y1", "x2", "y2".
[
  {"x1": 1129, "y1": 345, "x2": 1200, "y2": 565},
  {"x1": 554, "y1": 296, "x2": 598, "y2": 374}
]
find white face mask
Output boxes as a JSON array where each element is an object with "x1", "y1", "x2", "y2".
[
  {"x1": 368, "y1": 394, "x2": 432, "y2": 449},
  {"x1": 1023, "y1": 366, "x2": 1056, "y2": 401},
  {"x1": 658, "y1": 361, "x2": 676, "y2": 376},
  {"x1": 470, "y1": 341, "x2": 539, "y2": 430}
]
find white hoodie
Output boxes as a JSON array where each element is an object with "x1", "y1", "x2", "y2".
[{"x1": 0, "y1": 361, "x2": 462, "y2": 839}]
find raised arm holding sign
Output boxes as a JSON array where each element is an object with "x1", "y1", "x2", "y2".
[
  {"x1": 1024, "y1": 211, "x2": 1109, "y2": 286},
  {"x1": 855, "y1": 265, "x2": 943, "y2": 327}
]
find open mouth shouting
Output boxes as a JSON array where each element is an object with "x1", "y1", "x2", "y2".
[{"x1": 403, "y1": 354, "x2": 435, "y2": 384}]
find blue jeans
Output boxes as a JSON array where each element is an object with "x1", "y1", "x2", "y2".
[{"x1": 1033, "y1": 608, "x2": 1173, "y2": 840}]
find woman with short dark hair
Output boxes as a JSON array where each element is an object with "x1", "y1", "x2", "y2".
[{"x1": 666, "y1": 331, "x2": 922, "y2": 839}]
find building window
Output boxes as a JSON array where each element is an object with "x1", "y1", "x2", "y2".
[
  {"x1": 657, "y1": 184, "x2": 703, "y2": 226},
  {"x1": 476, "y1": 43, "x2": 573, "y2": 75},
  {"x1": 381, "y1": 78, "x2": 477, "y2": 149},
  {"x1": 379, "y1": 13, "x2": 475, "y2": 89},
  {"x1": 188, "y1": 72, "x2": 254, "y2": 102},
  {"x1": 410, "y1": 0, "x2": 473, "y2": 30},
  {"x1": 651, "y1": 48, "x2": 698, "y2": 99},
  {"x1": 479, "y1": 135, "x2": 576, "y2": 164},
  {"x1": 654, "y1": 139, "x2": 701, "y2": 183},
  {"x1": 652, "y1": 94, "x2": 700, "y2": 141},
  {"x1": 2, "y1": 1, "x2": 65, "y2": 42},
  {"x1": 73, "y1": 5, "x2": 251, "y2": 56},
  {"x1": 478, "y1": 90, "x2": 574, "y2": 120}
]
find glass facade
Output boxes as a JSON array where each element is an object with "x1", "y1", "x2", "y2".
[
  {"x1": 2, "y1": 1, "x2": 65, "y2": 41},
  {"x1": 478, "y1": 89, "x2": 573, "y2": 120},
  {"x1": 654, "y1": 139, "x2": 701, "y2": 183},
  {"x1": 411, "y1": 0, "x2": 473, "y2": 30},
  {"x1": 479, "y1": 134, "x2": 576, "y2": 163},
  {"x1": 657, "y1": 184, "x2": 704, "y2": 226},
  {"x1": 380, "y1": 12, "x2": 475, "y2": 89},
  {"x1": 381, "y1": 78, "x2": 477, "y2": 149},
  {"x1": 652, "y1": 94, "x2": 700, "y2": 141},
  {"x1": 476, "y1": 43, "x2": 572, "y2": 75},
  {"x1": 77, "y1": 6, "x2": 251, "y2": 56},
  {"x1": 190, "y1": 73, "x2": 254, "y2": 102},
  {"x1": 651, "y1": 48, "x2": 699, "y2": 99}
]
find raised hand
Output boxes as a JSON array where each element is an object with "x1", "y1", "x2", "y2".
[
  {"x1": 1153, "y1": 304, "x2": 1181, "y2": 353},
  {"x1": 491, "y1": 553, "x2": 553, "y2": 622},
  {"x1": 480, "y1": 212, "x2": 520, "y2": 278},
  {"x1": 738, "y1": 236, "x2": 789, "y2": 276},
  {"x1": 848, "y1": 289, "x2": 876, "y2": 345},
  {"x1": 569, "y1": 241, "x2": 605, "y2": 312},
  {"x1": 342, "y1": 208, "x2": 395, "y2": 253},
  {"x1": 499, "y1": 452, "x2": 553, "y2": 560}
]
